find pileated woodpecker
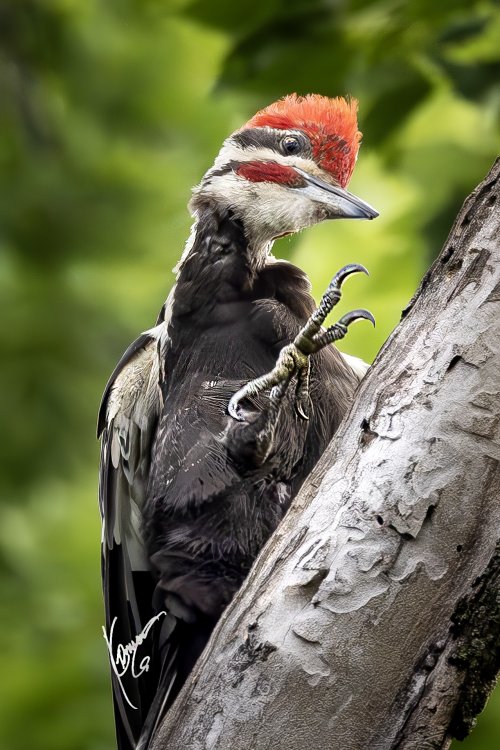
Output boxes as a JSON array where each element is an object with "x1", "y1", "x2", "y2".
[{"x1": 98, "y1": 94, "x2": 378, "y2": 749}]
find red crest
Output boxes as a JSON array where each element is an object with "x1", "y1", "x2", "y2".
[{"x1": 243, "y1": 94, "x2": 361, "y2": 188}]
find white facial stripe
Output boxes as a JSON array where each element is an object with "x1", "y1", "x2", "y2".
[
  {"x1": 209, "y1": 134, "x2": 322, "y2": 179},
  {"x1": 196, "y1": 170, "x2": 323, "y2": 250}
]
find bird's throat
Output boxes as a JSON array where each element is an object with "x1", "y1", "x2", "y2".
[{"x1": 168, "y1": 202, "x2": 271, "y2": 327}]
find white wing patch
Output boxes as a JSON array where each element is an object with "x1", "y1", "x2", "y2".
[
  {"x1": 102, "y1": 323, "x2": 169, "y2": 570},
  {"x1": 341, "y1": 352, "x2": 370, "y2": 380}
]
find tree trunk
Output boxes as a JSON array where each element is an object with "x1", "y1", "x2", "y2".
[{"x1": 152, "y1": 160, "x2": 500, "y2": 750}]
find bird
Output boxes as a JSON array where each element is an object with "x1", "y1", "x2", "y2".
[{"x1": 98, "y1": 93, "x2": 378, "y2": 750}]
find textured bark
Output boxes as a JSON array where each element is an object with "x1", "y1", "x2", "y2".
[{"x1": 152, "y1": 160, "x2": 500, "y2": 750}]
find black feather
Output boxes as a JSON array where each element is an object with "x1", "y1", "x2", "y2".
[{"x1": 99, "y1": 202, "x2": 359, "y2": 749}]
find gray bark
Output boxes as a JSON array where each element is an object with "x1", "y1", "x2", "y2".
[{"x1": 153, "y1": 160, "x2": 500, "y2": 750}]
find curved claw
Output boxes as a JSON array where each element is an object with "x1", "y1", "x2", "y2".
[
  {"x1": 295, "y1": 399, "x2": 310, "y2": 421},
  {"x1": 338, "y1": 308, "x2": 376, "y2": 328},
  {"x1": 330, "y1": 263, "x2": 369, "y2": 289},
  {"x1": 228, "y1": 393, "x2": 246, "y2": 422}
]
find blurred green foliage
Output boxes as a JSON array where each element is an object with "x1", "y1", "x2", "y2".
[{"x1": 0, "y1": 1, "x2": 499, "y2": 748}]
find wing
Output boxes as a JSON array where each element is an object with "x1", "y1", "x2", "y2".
[
  {"x1": 340, "y1": 351, "x2": 370, "y2": 380},
  {"x1": 99, "y1": 322, "x2": 174, "y2": 750}
]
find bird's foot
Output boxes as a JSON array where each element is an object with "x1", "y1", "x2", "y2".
[
  {"x1": 228, "y1": 264, "x2": 374, "y2": 422},
  {"x1": 228, "y1": 343, "x2": 311, "y2": 422}
]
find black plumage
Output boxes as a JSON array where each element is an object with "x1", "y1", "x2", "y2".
[{"x1": 99, "y1": 201, "x2": 359, "y2": 749}]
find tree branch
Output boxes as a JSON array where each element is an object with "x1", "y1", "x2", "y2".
[{"x1": 153, "y1": 160, "x2": 500, "y2": 750}]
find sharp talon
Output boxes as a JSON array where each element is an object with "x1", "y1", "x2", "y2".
[
  {"x1": 228, "y1": 396, "x2": 245, "y2": 422},
  {"x1": 331, "y1": 263, "x2": 369, "y2": 288},
  {"x1": 295, "y1": 400, "x2": 310, "y2": 421},
  {"x1": 338, "y1": 308, "x2": 376, "y2": 328}
]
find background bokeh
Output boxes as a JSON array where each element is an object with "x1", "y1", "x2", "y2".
[{"x1": 0, "y1": 1, "x2": 499, "y2": 748}]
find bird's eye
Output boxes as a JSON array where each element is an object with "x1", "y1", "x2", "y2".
[{"x1": 281, "y1": 135, "x2": 302, "y2": 155}]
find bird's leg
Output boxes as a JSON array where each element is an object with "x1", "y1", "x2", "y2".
[{"x1": 228, "y1": 264, "x2": 374, "y2": 423}]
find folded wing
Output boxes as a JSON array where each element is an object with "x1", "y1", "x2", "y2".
[{"x1": 98, "y1": 323, "x2": 171, "y2": 749}]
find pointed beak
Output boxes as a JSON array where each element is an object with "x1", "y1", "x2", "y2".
[{"x1": 294, "y1": 168, "x2": 379, "y2": 220}]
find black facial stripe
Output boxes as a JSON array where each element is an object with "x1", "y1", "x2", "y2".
[
  {"x1": 201, "y1": 160, "x2": 248, "y2": 186},
  {"x1": 205, "y1": 164, "x2": 235, "y2": 181},
  {"x1": 232, "y1": 128, "x2": 312, "y2": 159},
  {"x1": 232, "y1": 128, "x2": 281, "y2": 151}
]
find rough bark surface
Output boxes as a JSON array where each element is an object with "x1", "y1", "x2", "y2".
[{"x1": 152, "y1": 161, "x2": 500, "y2": 750}]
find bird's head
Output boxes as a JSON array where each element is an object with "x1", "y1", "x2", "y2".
[{"x1": 191, "y1": 94, "x2": 378, "y2": 252}]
